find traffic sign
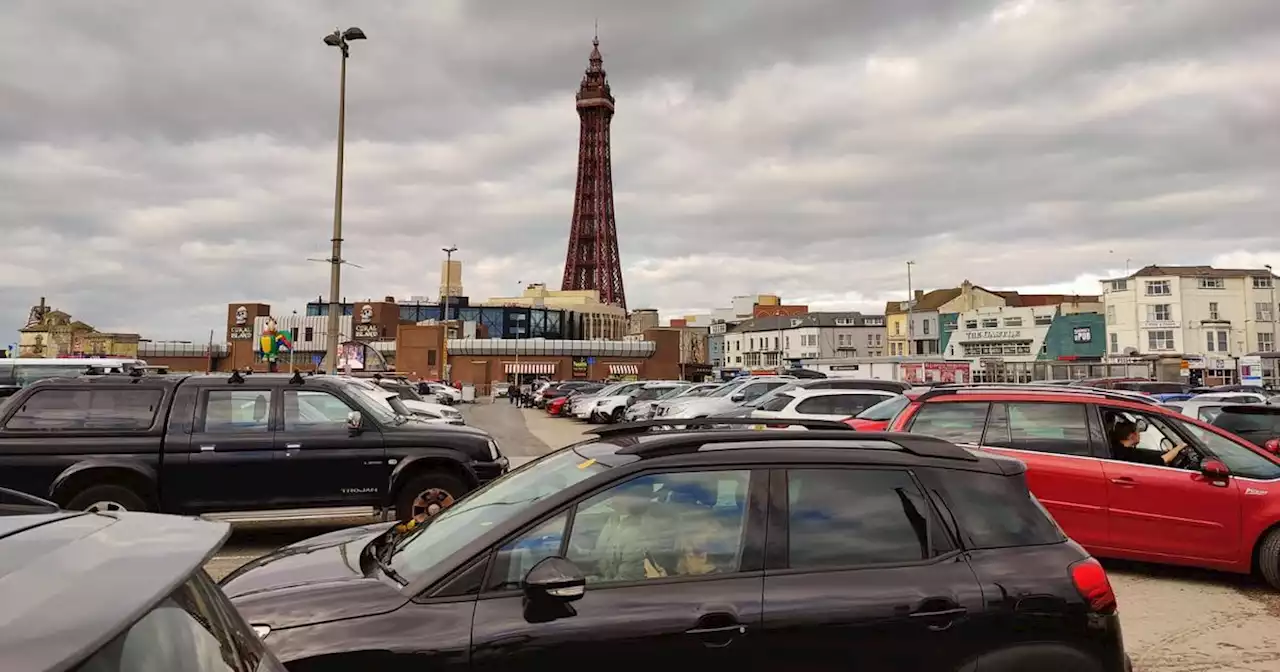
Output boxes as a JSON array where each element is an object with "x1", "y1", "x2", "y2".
[{"x1": 587, "y1": 357, "x2": 595, "y2": 365}]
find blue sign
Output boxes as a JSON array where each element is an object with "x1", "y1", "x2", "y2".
[{"x1": 587, "y1": 357, "x2": 595, "y2": 365}]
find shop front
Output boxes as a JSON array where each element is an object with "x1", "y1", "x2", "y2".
[{"x1": 444, "y1": 331, "x2": 681, "y2": 393}]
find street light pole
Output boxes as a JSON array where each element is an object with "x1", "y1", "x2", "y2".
[
  {"x1": 905, "y1": 261, "x2": 915, "y2": 357},
  {"x1": 322, "y1": 27, "x2": 367, "y2": 374},
  {"x1": 441, "y1": 245, "x2": 457, "y2": 381}
]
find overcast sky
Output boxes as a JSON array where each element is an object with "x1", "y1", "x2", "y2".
[{"x1": 3, "y1": 0, "x2": 1280, "y2": 341}]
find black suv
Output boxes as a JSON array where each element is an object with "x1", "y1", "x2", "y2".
[
  {"x1": 0, "y1": 490, "x2": 286, "y2": 672},
  {"x1": 0, "y1": 371, "x2": 507, "y2": 522},
  {"x1": 223, "y1": 419, "x2": 1130, "y2": 671}
]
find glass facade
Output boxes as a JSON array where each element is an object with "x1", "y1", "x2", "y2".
[{"x1": 305, "y1": 301, "x2": 573, "y2": 339}]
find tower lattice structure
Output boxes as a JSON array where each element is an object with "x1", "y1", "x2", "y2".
[{"x1": 560, "y1": 37, "x2": 627, "y2": 310}]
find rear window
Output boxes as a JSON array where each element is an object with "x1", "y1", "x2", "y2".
[
  {"x1": 4, "y1": 388, "x2": 163, "y2": 431},
  {"x1": 931, "y1": 470, "x2": 1066, "y2": 549},
  {"x1": 757, "y1": 394, "x2": 795, "y2": 412},
  {"x1": 1214, "y1": 409, "x2": 1280, "y2": 434},
  {"x1": 73, "y1": 569, "x2": 284, "y2": 672},
  {"x1": 907, "y1": 402, "x2": 989, "y2": 444},
  {"x1": 855, "y1": 394, "x2": 908, "y2": 421}
]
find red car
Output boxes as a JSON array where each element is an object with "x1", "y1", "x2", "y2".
[
  {"x1": 546, "y1": 395, "x2": 570, "y2": 416},
  {"x1": 886, "y1": 385, "x2": 1280, "y2": 588}
]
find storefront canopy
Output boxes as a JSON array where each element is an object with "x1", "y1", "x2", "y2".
[
  {"x1": 609, "y1": 363, "x2": 639, "y2": 376},
  {"x1": 505, "y1": 362, "x2": 557, "y2": 375}
]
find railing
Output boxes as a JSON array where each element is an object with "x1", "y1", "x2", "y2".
[{"x1": 137, "y1": 343, "x2": 229, "y2": 358}]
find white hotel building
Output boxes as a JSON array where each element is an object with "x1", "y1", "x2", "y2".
[{"x1": 1102, "y1": 266, "x2": 1279, "y2": 367}]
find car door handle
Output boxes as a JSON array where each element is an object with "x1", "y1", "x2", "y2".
[
  {"x1": 1110, "y1": 476, "x2": 1137, "y2": 486},
  {"x1": 199, "y1": 444, "x2": 215, "y2": 452},
  {"x1": 909, "y1": 603, "x2": 966, "y2": 632},
  {"x1": 686, "y1": 624, "x2": 747, "y2": 636},
  {"x1": 285, "y1": 443, "x2": 301, "y2": 449}
]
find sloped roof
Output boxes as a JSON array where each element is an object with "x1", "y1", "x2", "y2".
[
  {"x1": 727, "y1": 311, "x2": 884, "y2": 333},
  {"x1": 1127, "y1": 265, "x2": 1274, "y2": 280},
  {"x1": 1013, "y1": 294, "x2": 1101, "y2": 306}
]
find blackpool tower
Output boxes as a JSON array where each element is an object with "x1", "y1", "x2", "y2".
[{"x1": 560, "y1": 37, "x2": 626, "y2": 310}]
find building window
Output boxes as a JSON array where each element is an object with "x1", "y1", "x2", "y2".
[
  {"x1": 1206, "y1": 330, "x2": 1229, "y2": 353},
  {"x1": 1198, "y1": 277, "x2": 1225, "y2": 290},
  {"x1": 834, "y1": 318, "x2": 854, "y2": 326},
  {"x1": 1110, "y1": 279, "x2": 1128, "y2": 292},
  {"x1": 1259, "y1": 333, "x2": 1275, "y2": 353},
  {"x1": 1146, "y1": 304, "x2": 1171, "y2": 322},
  {"x1": 1034, "y1": 315, "x2": 1053, "y2": 326},
  {"x1": 965, "y1": 320, "x2": 978, "y2": 329},
  {"x1": 773, "y1": 337, "x2": 779, "y2": 351},
  {"x1": 1147, "y1": 330, "x2": 1175, "y2": 351},
  {"x1": 304, "y1": 327, "x2": 314, "y2": 342},
  {"x1": 1209, "y1": 302, "x2": 1220, "y2": 320},
  {"x1": 1105, "y1": 306, "x2": 1115, "y2": 323},
  {"x1": 893, "y1": 323, "x2": 901, "y2": 336},
  {"x1": 922, "y1": 320, "x2": 930, "y2": 335},
  {"x1": 1254, "y1": 276, "x2": 1274, "y2": 289},
  {"x1": 427, "y1": 350, "x2": 438, "y2": 366},
  {"x1": 790, "y1": 319, "x2": 802, "y2": 327},
  {"x1": 1256, "y1": 302, "x2": 1273, "y2": 322},
  {"x1": 1109, "y1": 333, "x2": 1119, "y2": 354},
  {"x1": 1003, "y1": 317, "x2": 1023, "y2": 327},
  {"x1": 786, "y1": 336, "x2": 791, "y2": 349},
  {"x1": 1145, "y1": 280, "x2": 1171, "y2": 296},
  {"x1": 980, "y1": 318, "x2": 998, "y2": 328}
]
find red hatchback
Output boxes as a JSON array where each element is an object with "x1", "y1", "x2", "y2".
[
  {"x1": 887, "y1": 385, "x2": 1280, "y2": 588},
  {"x1": 546, "y1": 395, "x2": 570, "y2": 416}
]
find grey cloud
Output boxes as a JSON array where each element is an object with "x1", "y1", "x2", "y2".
[{"x1": 3, "y1": 0, "x2": 1280, "y2": 341}]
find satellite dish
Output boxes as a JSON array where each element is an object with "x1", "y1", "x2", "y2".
[{"x1": 1122, "y1": 347, "x2": 1139, "y2": 356}]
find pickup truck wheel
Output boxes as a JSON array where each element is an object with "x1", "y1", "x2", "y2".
[
  {"x1": 1258, "y1": 527, "x2": 1280, "y2": 589},
  {"x1": 397, "y1": 473, "x2": 467, "y2": 524},
  {"x1": 66, "y1": 484, "x2": 149, "y2": 513}
]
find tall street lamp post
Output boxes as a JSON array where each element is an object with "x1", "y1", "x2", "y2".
[
  {"x1": 905, "y1": 260, "x2": 915, "y2": 357},
  {"x1": 441, "y1": 245, "x2": 458, "y2": 381},
  {"x1": 322, "y1": 26, "x2": 366, "y2": 373}
]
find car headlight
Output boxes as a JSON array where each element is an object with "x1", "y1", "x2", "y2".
[{"x1": 487, "y1": 440, "x2": 502, "y2": 460}]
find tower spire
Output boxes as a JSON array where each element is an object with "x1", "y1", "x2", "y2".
[{"x1": 561, "y1": 35, "x2": 626, "y2": 309}]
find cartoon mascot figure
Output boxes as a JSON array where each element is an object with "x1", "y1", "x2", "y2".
[{"x1": 258, "y1": 317, "x2": 293, "y2": 372}]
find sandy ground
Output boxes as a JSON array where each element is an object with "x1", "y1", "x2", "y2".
[{"x1": 209, "y1": 401, "x2": 1280, "y2": 670}]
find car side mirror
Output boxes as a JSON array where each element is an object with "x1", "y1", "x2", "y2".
[
  {"x1": 346, "y1": 411, "x2": 363, "y2": 435},
  {"x1": 522, "y1": 557, "x2": 586, "y2": 623},
  {"x1": 1265, "y1": 438, "x2": 1280, "y2": 455},
  {"x1": 1200, "y1": 458, "x2": 1230, "y2": 482},
  {"x1": 730, "y1": 393, "x2": 745, "y2": 402}
]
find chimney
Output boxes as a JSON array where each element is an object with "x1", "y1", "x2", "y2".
[
  {"x1": 385, "y1": 296, "x2": 395, "y2": 303},
  {"x1": 914, "y1": 290, "x2": 924, "y2": 301}
]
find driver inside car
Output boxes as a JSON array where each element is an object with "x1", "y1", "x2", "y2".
[{"x1": 1110, "y1": 418, "x2": 1187, "y2": 467}]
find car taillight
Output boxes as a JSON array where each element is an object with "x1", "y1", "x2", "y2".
[
  {"x1": 842, "y1": 417, "x2": 859, "y2": 429},
  {"x1": 1070, "y1": 557, "x2": 1116, "y2": 614}
]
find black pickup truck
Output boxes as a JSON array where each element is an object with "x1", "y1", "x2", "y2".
[{"x1": 0, "y1": 371, "x2": 509, "y2": 522}]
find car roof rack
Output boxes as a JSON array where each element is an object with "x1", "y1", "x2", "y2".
[
  {"x1": 597, "y1": 423, "x2": 976, "y2": 462},
  {"x1": 918, "y1": 384, "x2": 1159, "y2": 405}
]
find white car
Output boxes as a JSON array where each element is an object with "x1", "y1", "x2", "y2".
[
  {"x1": 398, "y1": 397, "x2": 466, "y2": 425},
  {"x1": 657, "y1": 376, "x2": 795, "y2": 420},
  {"x1": 1192, "y1": 392, "x2": 1269, "y2": 404},
  {"x1": 625, "y1": 382, "x2": 724, "y2": 422},
  {"x1": 427, "y1": 383, "x2": 462, "y2": 405},
  {"x1": 572, "y1": 381, "x2": 651, "y2": 420},
  {"x1": 589, "y1": 382, "x2": 690, "y2": 424},
  {"x1": 748, "y1": 388, "x2": 898, "y2": 428}
]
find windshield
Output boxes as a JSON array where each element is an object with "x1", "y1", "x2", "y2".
[
  {"x1": 658, "y1": 386, "x2": 691, "y2": 400},
  {"x1": 856, "y1": 394, "x2": 909, "y2": 421},
  {"x1": 589, "y1": 383, "x2": 626, "y2": 397},
  {"x1": 342, "y1": 382, "x2": 401, "y2": 424},
  {"x1": 744, "y1": 382, "x2": 802, "y2": 407},
  {"x1": 708, "y1": 381, "x2": 748, "y2": 398},
  {"x1": 388, "y1": 449, "x2": 610, "y2": 579}
]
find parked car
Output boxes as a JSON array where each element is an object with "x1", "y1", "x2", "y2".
[
  {"x1": 1192, "y1": 391, "x2": 1269, "y2": 405},
  {"x1": 587, "y1": 381, "x2": 689, "y2": 424},
  {"x1": 223, "y1": 419, "x2": 1130, "y2": 671},
  {"x1": 1111, "y1": 381, "x2": 1193, "y2": 402},
  {"x1": 427, "y1": 383, "x2": 463, "y2": 405},
  {"x1": 886, "y1": 384, "x2": 1280, "y2": 588},
  {"x1": 624, "y1": 382, "x2": 724, "y2": 422},
  {"x1": 359, "y1": 377, "x2": 466, "y2": 425},
  {"x1": 0, "y1": 370, "x2": 507, "y2": 522},
  {"x1": 655, "y1": 376, "x2": 795, "y2": 420},
  {"x1": 1068, "y1": 377, "x2": 1151, "y2": 390},
  {"x1": 1206, "y1": 405, "x2": 1280, "y2": 453},
  {"x1": 537, "y1": 381, "x2": 605, "y2": 408},
  {"x1": 569, "y1": 381, "x2": 651, "y2": 420},
  {"x1": 0, "y1": 494, "x2": 288, "y2": 672},
  {"x1": 1163, "y1": 399, "x2": 1231, "y2": 423},
  {"x1": 717, "y1": 378, "x2": 911, "y2": 419},
  {"x1": 493, "y1": 382, "x2": 511, "y2": 398},
  {"x1": 749, "y1": 388, "x2": 898, "y2": 427}
]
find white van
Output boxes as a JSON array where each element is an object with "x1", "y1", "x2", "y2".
[{"x1": 0, "y1": 357, "x2": 151, "y2": 397}]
